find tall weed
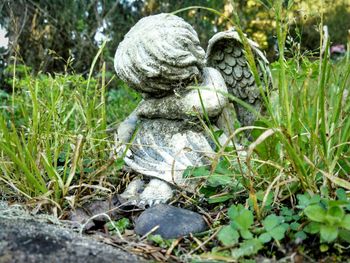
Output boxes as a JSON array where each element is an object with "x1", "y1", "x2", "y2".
[{"x1": 0, "y1": 54, "x2": 140, "y2": 209}]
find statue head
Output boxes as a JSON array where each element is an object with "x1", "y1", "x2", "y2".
[{"x1": 114, "y1": 13, "x2": 205, "y2": 98}]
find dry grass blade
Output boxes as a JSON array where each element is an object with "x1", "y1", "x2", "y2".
[
  {"x1": 139, "y1": 225, "x2": 160, "y2": 241},
  {"x1": 304, "y1": 156, "x2": 350, "y2": 190},
  {"x1": 64, "y1": 134, "x2": 84, "y2": 194},
  {"x1": 247, "y1": 128, "x2": 279, "y2": 161},
  {"x1": 262, "y1": 172, "x2": 283, "y2": 209},
  {"x1": 165, "y1": 237, "x2": 183, "y2": 258},
  {"x1": 189, "y1": 227, "x2": 221, "y2": 255}
]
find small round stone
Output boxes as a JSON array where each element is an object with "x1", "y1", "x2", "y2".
[{"x1": 135, "y1": 204, "x2": 207, "y2": 239}]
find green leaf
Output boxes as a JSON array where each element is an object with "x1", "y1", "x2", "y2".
[
  {"x1": 325, "y1": 206, "x2": 344, "y2": 225},
  {"x1": 320, "y1": 225, "x2": 339, "y2": 243},
  {"x1": 296, "y1": 193, "x2": 321, "y2": 209},
  {"x1": 228, "y1": 205, "x2": 239, "y2": 220},
  {"x1": 115, "y1": 218, "x2": 130, "y2": 230},
  {"x1": 207, "y1": 175, "x2": 233, "y2": 187},
  {"x1": 295, "y1": 231, "x2": 307, "y2": 240},
  {"x1": 183, "y1": 166, "x2": 210, "y2": 178},
  {"x1": 281, "y1": 207, "x2": 293, "y2": 216},
  {"x1": 240, "y1": 229, "x2": 253, "y2": 240},
  {"x1": 320, "y1": 186, "x2": 329, "y2": 198},
  {"x1": 292, "y1": 214, "x2": 301, "y2": 221},
  {"x1": 199, "y1": 186, "x2": 216, "y2": 197},
  {"x1": 339, "y1": 229, "x2": 350, "y2": 243},
  {"x1": 106, "y1": 218, "x2": 130, "y2": 234},
  {"x1": 262, "y1": 214, "x2": 282, "y2": 231},
  {"x1": 214, "y1": 129, "x2": 224, "y2": 138},
  {"x1": 192, "y1": 166, "x2": 210, "y2": 177},
  {"x1": 218, "y1": 226, "x2": 239, "y2": 246},
  {"x1": 148, "y1": 235, "x2": 173, "y2": 248},
  {"x1": 214, "y1": 159, "x2": 231, "y2": 174},
  {"x1": 309, "y1": 194, "x2": 321, "y2": 205},
  {"x1": 296, "y1": 193, "x2": 311, "y2": 209},
  {"x1": 208, "y1": 194, "x2": 233, "y2": 204},
  {"x1": 304, "y1": 222, "x2": 321, "y2": 234},
  {"x1": 231, "y1": 209, "x2": 254, "y2": 230},
  {"x1": 340, "y1": 214, "x2": 350, "y2": 230},
  {"x1": 336, "y1": 188, "x2": 347, "y2": 201},
  {"x1": 255, "y1": 191, "x2": 274, "y2": 207},
  {"x1": 0, "y1": 141, "x2": 48, "y2": 194},
  {"x1": 290, "y1": 222, "x2": 300, "y2": 231},
  {"x1": 269, "y1": 225, "x2": 286, "y2": 241},
  {"x1": 231, "y1": 239, "x2": 263, "y2": 259},
  {"x1": 259, "y1": 233, "x2": 272, "y2": 243},
  {"x1": 0, "y1": 89, "x2": 9, "y2": 99},
  {"x1": 328, "y1": 200, "x2": 349, "y2": 207},
  {"x1": 304, "y1": 204, "x2": 327, "y2": 222},
  {"x1": 320, "y1": 244, "x2": 329, "y2": 252},
  {"x1": 281, "y1": 223, "x2": 289, "y2": 231},
  {"x1": 114, "y1": 158, "x2": 125, "y2": 170}
]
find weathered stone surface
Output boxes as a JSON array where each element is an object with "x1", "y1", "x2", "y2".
[
  {"x1": 135, "y1": 67, "x2": 228, "y2": 120},
  {"x1": 114, "y1": 68, "x2": 230, "y2": 206},
  {"x1": 119, "y1": 178, "x2": 174, "y2": 208},
  {"x1": 114, "y1": 14, "x2": 270, "y2": 206},
  {"x1": 134, "y1": 204, "x2": 207, "y2": 239},
  {"x1": 114, "y1": 13, "x2": 205, "y2": 97},
  {"x1": 0, "y1": 202, "x2": 145, "y2": 263},
  {"x1": 206, "y1": 29, "x2": 271, "y2": 128},
  {"x1": 67, "y1": 196, "x2": 121, "y2": 229},
  {"x1": 68, "y1": 207, "x2": 95, "y2": 230},
  {"x1": 123, "y1": 119, "x2": 214, "y2": 187}
]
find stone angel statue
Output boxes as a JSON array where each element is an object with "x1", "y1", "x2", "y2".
[{"x1": 113, "y1": 13, "x2": 270, "y2": 207}]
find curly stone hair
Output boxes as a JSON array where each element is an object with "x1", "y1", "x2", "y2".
[{"x1": 114, "y1": 13, "x2": 205, "y2": 97}]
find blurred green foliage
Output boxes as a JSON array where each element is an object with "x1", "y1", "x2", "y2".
[
  {"x1": 0, "y1": 0, "x2": 349, "y2": 81},
  {"x1": 0, "y1": 63, "x2": 139, "y2": 201}
]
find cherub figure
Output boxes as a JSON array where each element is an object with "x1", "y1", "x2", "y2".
[{"x1": 114, "y1": 13, "x2": 269, "y2": 207}]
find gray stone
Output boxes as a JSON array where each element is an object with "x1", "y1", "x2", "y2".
[
  {"x1": 135, "y1": 67, "x2": 228, "y2": 120},
  {"x1": 114, "y1": 68, "x2": 230, "y2": 206},
  {"x1": 113, "y1": 13, "x2": 271, "y2": 207},
  {"x1": 114, "y1": 13, "x2": 205, "y2": 97},
  {"x1": 234, "y1": 65, "x2": 243, "y2": 79},
  {"x1": 225, "y1": 54, "x2": 237, "y2": 66},
  {"x1": 0, "y1": 202, "x2": 145, "y2": 263},
  {"x1": 206, "y1": 30, "x2": 271, "y2": 129},
  {"x1": 67, "y1": 196, "x2": 122, "y2": 229},
  {"x1": 134, "y1": 204, "x2": 207, "y2": 239}
]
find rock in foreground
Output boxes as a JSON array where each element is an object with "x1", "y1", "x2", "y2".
[
  {"x1": 0, "y1": 202, "x2": 145, "y2": 263},
  {"x1": 135, "y1": 204, "x2": 207, "y2": 239}
]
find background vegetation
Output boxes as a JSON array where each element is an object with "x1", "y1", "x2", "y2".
[{"x1": 0, "y1": 0, "x2": 349, "y2": 77}]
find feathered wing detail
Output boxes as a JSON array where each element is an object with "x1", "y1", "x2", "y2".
[
  {"x1": 206, "y1": 29, "x2": 271, "y2": 128},
  {"x1": 123, "y1": 119, "x2": 216, "y2": 188}
]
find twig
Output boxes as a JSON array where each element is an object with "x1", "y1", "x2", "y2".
[
  {"x1": 189, "y1": 227, "x2": 221, "y2": 255},
  {"x1": 139, "y1": 225, "x2": 160, "y2": 241},
  {"x1": 165, "y1": 237, "x2": 183, "y2": 258}
]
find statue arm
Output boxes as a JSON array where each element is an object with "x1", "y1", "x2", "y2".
[{"x1": 136, "y1": 67, "x2": 228, "y2": 119}]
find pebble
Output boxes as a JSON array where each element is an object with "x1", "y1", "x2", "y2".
[{"x1": 135, "y1": 204, "x2": 207, "y2": 239}]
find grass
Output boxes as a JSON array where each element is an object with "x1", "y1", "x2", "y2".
[
  {"x1": 0, "y1": 60, "x2": 140, "y2": 208},
  {"x1": 1, "y1": 0, "x2": 350, "y2": 261}
]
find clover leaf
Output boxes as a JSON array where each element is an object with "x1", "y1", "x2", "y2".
[
  {"x1": 228, "y1": 204, "x2": 254, "y2": 239},
  {"x1": 258, "y1": 214, "x2": 287, "y2": 243},
  {"x1": 218, "y1": 225, "x2": 240, "y2": 246},
  {"x1": 304, "y1": 203, "x2": 350, "y2": 243}
]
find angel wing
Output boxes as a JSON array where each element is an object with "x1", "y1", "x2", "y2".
[{"x1": 206, "y1": 29, "x2": 271, "y2": 128}]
